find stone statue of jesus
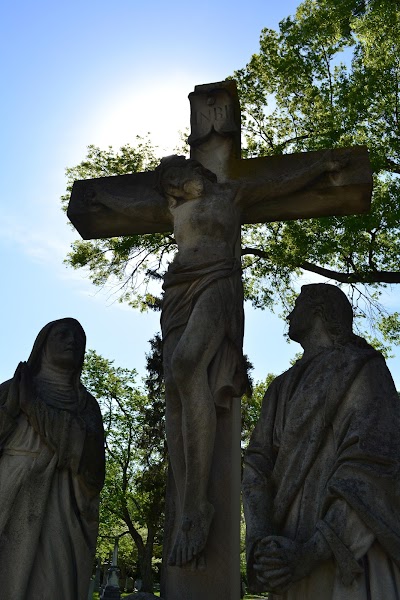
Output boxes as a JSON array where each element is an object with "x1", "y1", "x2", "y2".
[{"x1": 89, "y1": 151, "x2": 348, "y2": 566}]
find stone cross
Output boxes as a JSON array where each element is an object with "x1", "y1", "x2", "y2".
[
  {"x1": 101, "y1": 538, "x2": 121, "y2": 600},
  {"x1": 68, "y1": 80, "x2": 372, "y2": 600}
]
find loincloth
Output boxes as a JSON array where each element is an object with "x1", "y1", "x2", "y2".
[{"x1": 161, "y1": 258, "x2": 248, "y2": 409}]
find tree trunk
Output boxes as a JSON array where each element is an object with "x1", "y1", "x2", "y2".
[{"x1": 138, "y1": 543, "x2": 154, "y2": 593}]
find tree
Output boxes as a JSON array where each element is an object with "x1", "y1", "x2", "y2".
[
  {"x1": 81, "y1": 335, "x2": 167, "y2": 593},
  {"x1": 241, "y1": 375, "x2": 275, "y2": 452},
  {"x1": 62, "y1": 137, "x2": 168, "y2": 311},
  {"x1": 234, "y1": 0, "x2": 400, "y2": 346},
  {"x1": 63, "y1": 1, "x2": 400, "y2": 349}
]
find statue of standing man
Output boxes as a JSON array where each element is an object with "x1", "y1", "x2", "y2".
[{"x1": 243, "y1": 284, "x2": 400, "y2": 599}]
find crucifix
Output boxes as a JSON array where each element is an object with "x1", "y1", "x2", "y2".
[{"x1": 68, "y1": 80, "x2": 372, "y2": 600}]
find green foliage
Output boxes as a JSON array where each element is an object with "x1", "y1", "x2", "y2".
[
  {"x1": 235, "y1": 0, "x2": 400, "y2": 349},
  {"x1": 63, "y1": 137, "x2": 175, "y2": 311},
  {"x1": 81, "y1": 338, "x2": 166, "y2": 592},
  {"x1": 241, "y1": 375, "x2": 276, "y2": 451}
]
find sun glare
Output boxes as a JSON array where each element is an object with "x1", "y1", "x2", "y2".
[{"x1": 88, "y1": 75, "x2": 200, "y2": 156}]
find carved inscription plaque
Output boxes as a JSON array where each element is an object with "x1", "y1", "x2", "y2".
[{"x1": 188, "y1": 80, "x2": 241, "y2": 149}]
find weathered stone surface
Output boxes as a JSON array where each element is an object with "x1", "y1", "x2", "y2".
[
  {"x1": 0, "y1": 318, "x2": 105, "y2": 600},
  {"x1": 68, "y1": 150, "x2": 371, "y2": 565},
  {"x1": 68, "y1": 147, "x2": 372, "y2": 241},
  {"x1": 67, "y1": 81, "x2": 373, "y2": 600},
  {"x1": 243, "y1": 284, "x2": 400, "y2": 599},
  {"x1": 101, "y1": 586, "x2": 121, "y2": 600}
]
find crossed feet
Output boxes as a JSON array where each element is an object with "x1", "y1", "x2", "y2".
[{"x1": 168, "y1": 501, "x2": 215, "y2": 568}]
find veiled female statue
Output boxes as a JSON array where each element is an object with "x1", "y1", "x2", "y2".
[{"x1": 0, "y1": 318, "x2": 105, "y2": 600}]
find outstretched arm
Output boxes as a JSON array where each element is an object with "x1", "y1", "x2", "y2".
[
  {"x1": 236, "y1": 150, "x2": 349, "y2": 208},
  {"x1": 68, "y1": 171, "x2": 173, "y2": 239},
  {"x1": 232, "y1": 145, "x2": 371, "y2": 224}
]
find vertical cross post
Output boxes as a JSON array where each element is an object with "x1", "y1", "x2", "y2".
[{"x1": 161, "y1": 81, "x2": 243, "y2": 600}]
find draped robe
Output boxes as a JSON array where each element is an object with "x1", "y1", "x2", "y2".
[
  {"x1": 161, "y1": 257, "x2": 247, "y2": 408},
  {"x1": 243, "y1": 345, "x2": 400, "y2": 599},
  {"x1": 0, "y1": 372, "x2": 105, "y2": 600}
]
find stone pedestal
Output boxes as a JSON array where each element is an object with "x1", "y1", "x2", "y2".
[
  {"x1": 101, "y1": 567, "x2": 121, "y2": 600},
  {"x1": 101, "y1": 587, "x2": 121, "y2": 600},
  {"x1": 161, "y1": 399, "x2": 241, "y2": 600}
]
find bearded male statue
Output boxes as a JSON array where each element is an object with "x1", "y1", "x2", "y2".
[{"x1": 243, "y1": 284, "x2": 400, "y2": 599}]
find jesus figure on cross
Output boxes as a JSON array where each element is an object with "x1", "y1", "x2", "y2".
[
  {"x1": 68, "y1": 82, "x2": 372, "y2": 588},
  {"x1": 85, "y1": 150, "x2": 349, "y2": 566}
]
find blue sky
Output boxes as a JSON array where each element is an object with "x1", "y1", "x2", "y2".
[{"x1": 1, "y1": 0, "x2": 399, "y2": 388}]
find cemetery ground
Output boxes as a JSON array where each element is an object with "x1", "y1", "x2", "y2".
[{"x1": 91, "y1": 595, "x2": 268, "y2": 599}]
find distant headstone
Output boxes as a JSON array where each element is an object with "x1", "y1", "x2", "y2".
[
  {"x1": 87, "y1": 578, "x2": 95, "y2": 600},
  {"x1": 126, "y1": 576, "x2": 134, "y2": 593},
  {"x1": 134, "y1": 578, "x2": 142, "y2": 591},
  {"x1": 101, "y1": 538, "x2": 121, "y2": 600}
]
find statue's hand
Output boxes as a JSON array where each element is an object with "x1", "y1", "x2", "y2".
[{"x1": 253, "y1": 535, "x2": 317, "y2": 593}]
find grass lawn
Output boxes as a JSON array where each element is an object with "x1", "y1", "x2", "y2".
[
  {"x1": 93, "y1": 592, "x2": 268, "y2": 599},
  {"x1": 92, "y1": 594, "x2": 145, "y2": 599},
  {"x1": 92, "y1": 594, "x2": 161, "y2": 599}
]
